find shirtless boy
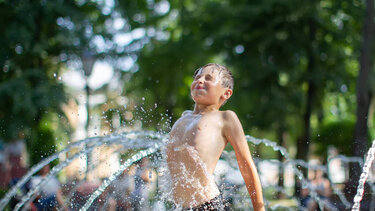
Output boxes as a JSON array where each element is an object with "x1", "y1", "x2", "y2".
[{"x1": 166, "y1": 64, "x2": 265, "y2": 210}]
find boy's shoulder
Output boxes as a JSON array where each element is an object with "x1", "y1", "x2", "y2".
[
  {"x1": 220, "y1": 110, "x2": 242, "y2": 127},
  {"x1": 181, "y1": 110, "x2": 193, "y2": 116},
  {"x1": 220, "y1": 110, "x2": 238, "y2": 118}
]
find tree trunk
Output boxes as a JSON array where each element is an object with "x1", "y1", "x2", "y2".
[
  {"x1": 295, "y1": 18, "x2": 317, "y2": 196},
  {"x1": 348, "y1": 0, "x2": 375, "y2": 202},
  {"x1": 276, "y1": 125, "x2": 286, "y2": 199}
]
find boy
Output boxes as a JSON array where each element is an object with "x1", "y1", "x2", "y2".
[{"x1": 166, "y1": 64, "x2": 265, "y2": 210}]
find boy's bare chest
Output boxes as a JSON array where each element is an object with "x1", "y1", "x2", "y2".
[{"x1": 171, "y1": 114, "x2": 223, "y2": 146}]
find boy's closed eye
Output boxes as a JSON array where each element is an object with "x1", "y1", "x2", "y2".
[
  {"x1": 194, "y1": 74, "x2": 214, "y2": 81},
  {"x1": 205, "y1": 75, "x2": 213, "y2": 81}
]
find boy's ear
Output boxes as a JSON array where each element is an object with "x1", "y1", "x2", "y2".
[{"x1": 223, "y1": 88, "x2": 233, "y2": 100}]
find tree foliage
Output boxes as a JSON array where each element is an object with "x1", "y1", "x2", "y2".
[
  {"x1": 314, "y1": 120, "x2": 355, "y2": 157},
  {"x1": 0, "y1": 1, "x2": 373, "y2": 187},
  {"x1": 122, "y1": 0, "x2": 366, "y2": 156},
  {"x1": 0, "y1": 0, "x2": 119, "y2": 161}
]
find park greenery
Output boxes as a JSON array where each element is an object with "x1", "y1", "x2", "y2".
[{"x1": 0, "y1": 0, "x2": 374, "y2": 201}]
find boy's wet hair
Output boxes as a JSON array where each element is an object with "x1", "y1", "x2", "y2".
[{"x1": 193, "y1": 63, "x2": 234, "y2": 90}]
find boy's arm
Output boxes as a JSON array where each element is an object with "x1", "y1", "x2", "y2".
[{"x1": 223, "y1": 111, "x2": 265, "y2": 211}]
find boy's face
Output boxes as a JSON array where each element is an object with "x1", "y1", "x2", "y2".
[{"x1": 190, "y1": 67, "x2": 232, "y2": 106}]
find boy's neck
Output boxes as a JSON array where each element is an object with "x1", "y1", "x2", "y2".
[{"x1": 193, "y1": 104, "x2": 220, "y2": 115}]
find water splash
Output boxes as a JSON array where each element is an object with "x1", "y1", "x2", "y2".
[
  {"x1": 3, "y1": 131, "x2": 167, "y2": 210},
  {"x1": 80, "y1": 146, "x2": 160, "y2": 211},
  {"x1": 329, "y1": 155, "x2": 364, "y2": 166},
  {"x1": 0, "y1": 136, "x2": 101, "y2": 210},
  {"x1": 246, "y1": 135, "x2": 352, "y2": 209},
  {"x1": 14, "y1": 136, "x2": 111, "y2": 210},
  {"x1": 246, "y1": 135, "x2": 289, "y2": 159},
  {"x1": 3, "y1": 131, "x2": 372, "y2": 210},
  {"x1": 352, "y1": 140, "x2": 375, "y2": 211}
]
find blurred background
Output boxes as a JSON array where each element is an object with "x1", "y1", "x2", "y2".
[{"x1": 0, "y1": 0, "x2": 374, "y2": 209}]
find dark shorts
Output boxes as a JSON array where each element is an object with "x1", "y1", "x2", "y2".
[
  {"x1": 181, "y1": 195, "x2": 231, "y2": 211},
  {"x1": 35, "y1": 195, "x2": 57, "y2": 211}
]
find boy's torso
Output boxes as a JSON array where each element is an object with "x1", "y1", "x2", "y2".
[{"x1": 166, "y1": 110, "x2": 228, "y2": 208}]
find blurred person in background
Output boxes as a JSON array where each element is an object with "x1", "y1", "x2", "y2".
[{"x1": 30, "y1": 164, "x2": 68, "y2": 211}]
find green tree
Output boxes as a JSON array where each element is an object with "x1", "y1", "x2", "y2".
[
  {"x1": 0, "y1": 0, "x2": 118, "y2": 164},
  {"x1": 119, "y1": 0, "x2": 366, "y2": 197},
  {"x1": 314, "y1": 120, "x2": 355, "y2": 157},
  {"x1": 349, "y1": 0, "x2": 375, "y2": 201}
]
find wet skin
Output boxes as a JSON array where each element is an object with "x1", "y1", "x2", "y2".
[
  {"x1": 166, "y1": 110, "x2": 226, "y2": 208},
  {"x1": 166, "y1": 66, "x2": 265, "y2": 210}
]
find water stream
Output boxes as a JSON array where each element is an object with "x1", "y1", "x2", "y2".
[
  {"x1": 351, "y1": 140, "x2": 375, "y2": 211},
  {"x1": 2, "y1": 131, "x2": 374, "y2": 210}
]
